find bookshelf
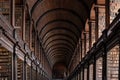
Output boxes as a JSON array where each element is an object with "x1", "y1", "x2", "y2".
[
  {"x1": 98, "y1": 8, "x2": 105, "y2": 38},
  {"x1": 107, "y1": 45, "x2": 119, "y2": 80},
  {"x1": 0, "y1": 0, "x2": 10, "y2": 21},
  {"x1": 110, "y1": 0, "x2": 120, "y2": 23},
  {"x1": 89, "y1": 64, "x2": 93, "y2": 80},
  {"x1": 26, "y1": 64, "x2": 30, "y2": 80},
  {"x1": 0, "y1": 47, "x2": 12, "y2": 80},
  {"x1": 96, "y1": 58, "x2": 102, "y2": 80},
  {"x1": 17, "y1": 58, "x2": 23, "y2": 80}
]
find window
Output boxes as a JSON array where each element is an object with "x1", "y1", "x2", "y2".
[{"x1": 78, "y1": 40, "x2": 82, "y2": 62}]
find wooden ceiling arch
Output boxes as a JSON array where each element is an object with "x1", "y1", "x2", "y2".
[{"x1": 27, "y1": 0, "x2": 95, "y2": 67}]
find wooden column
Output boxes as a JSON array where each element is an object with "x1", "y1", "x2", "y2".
[
  {"x1": 80, "y1": 40, "x2": 83, "y2": 60},
  {"x1": 84, "y1": 33, "x2": 86, "y2": 55},
  {"x1": 105, "y1": 0, "x2": 110, "y2": 28},
  {"x1": 29, "y1": 22, "x2": 33, "y2": 48},
  {"x1": 88, "y1": 21, "x2": 92, "y2": 49},
  {"x1": 35, "y1": 64, "x2": 37, "y2": 80},
  {"x1": 87, "y1": 64, "x2": 89, "y2": 80},
  {"x1": 79, "y1": 71, "x2": 81, "y2": 80},
  {"x1": 30, "y1": 61, "x2": 33, "y2": 80},
  {"x1": 11, "y1": 0, "x2": 15, "y2": 26},
  {"x1": 118, "y1": 34, "x2": 120, "y2": 80},
  {"x1": 22, "y1": 1, "x2": 26, "y2": 41},
  {"x1": 102, "y1": 49, "x2": 107, "y2": 80},
  {"x1": 94, "y1": 7, "x2": 99, "y2": 41},
  {"x1": 82, "y1": 67, "x2": 84, "y2": 80},
  {"x1": 23, "y1": 54, "x2": 26, "y2": 80},
  {"x1": 12, "y1": 42, "x2": 17, "y2": 80},
  {"x1": 77, "y1": 73, "x2": 79, "y2": 80},
  {"x1": 93, "y1": 56, "x2": 96, "y2": 80},
  {"x1": 12, "y1": 30, "x2": 17, "y2": 80},
  {"x1": 102, "y1": 30, "x2": 107, "y2": 80},
  {"x1": 79, "y1": 40, "x2": 81, "y2": 62}
]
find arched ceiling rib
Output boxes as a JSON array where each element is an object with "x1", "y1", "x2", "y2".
[
  {"x1": 42, "y1": 34, "x2": 77, "y2": 50},
  {"x1": 31, "y1": 0, "x2": 88, "y2": 22},
  {"x1": 49, "y1": 52, "x2": 71, "y2": 64},
  {"x1": 46, "y1": 43, "x2": 74, "y2": 56},
  {"x1": 47, "y1": 45, "x2": 73, "y2": 55},
  {"x1": 27, "y1": 0, "x2": 37, "y2": 12},
  {"x1": 28, "y1": 0, "x2": 94, "y2": 67},
  {"x1": 45, "y1": 40, "x2": 74, "y2": 52},
  {"x1": 48, "y1": 48, "x2": 72, "y2": 57},
  {"x1": 50, "y1": 51, "x2": 70, "y2": 59},
  {"x1": 40, "y1": 23, "x2": 80, "y2": 38},
  {"x1": 40, "y1": 21, "x2": 80, "y2": 37},
  {"x1": 44, "y1": 39, "x2": 75, "y2": 51},
  {"x1": 41, "y1": 27, "x2": 79, "y2": 42},
  {"x1": 79, "y1": 0, "x2": 90, "y2": 14},
  {"x1": 50, "y1": 54, "x2": 69, "y2": 64},
  {"x1": 32, "y1": 0, "x2": 88, "y2": 23},
  {"x1": 37, "y1": 12, "x2": 82, "y2": 34},
  {"x1": 41, "y1": 30, "x2": 78, "y2": 45},
  {"x1": 36, "y1": 8, "x2": 84, "y2": 26}
]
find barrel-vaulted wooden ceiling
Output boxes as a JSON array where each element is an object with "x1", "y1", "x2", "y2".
[{"x1": 27, "y1": 0, "x2": 94, "y2": 67}]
